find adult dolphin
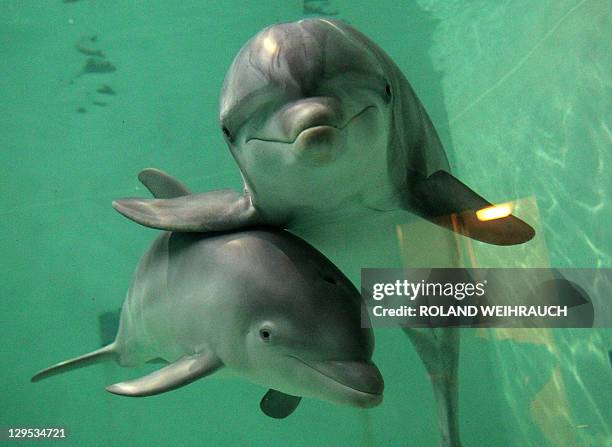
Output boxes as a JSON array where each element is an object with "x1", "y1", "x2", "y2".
[
  {"x1": 32, "y1": 182, "x2": 383, "y2": 418},
  {"x1": 112, "y1": 19, "x2": 535, "y2": 446},
  {"x1": 113, "y1": 19, "x2": 534, "y2": 245}
]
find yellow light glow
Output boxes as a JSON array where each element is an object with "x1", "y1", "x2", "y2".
[
  {"x1": 263, "y1": 36, "x2": 278, "y2": 54},
  {"x1": 476, "y1": 203, "x2": 513, "y2": 221}
]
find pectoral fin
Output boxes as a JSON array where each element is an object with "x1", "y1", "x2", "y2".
[
  {"x1": 113, "y1": 189, "x2": 262, "y2": 232},
  {"x1": 408, "y1": 170, "x2": 535, "y2": 246},
  {"x1": 260, "y1": 389, "x2": 302, "y2": 419},
  {"x1": 106, "y1": 352, "x2": 222, "y2": 397}
]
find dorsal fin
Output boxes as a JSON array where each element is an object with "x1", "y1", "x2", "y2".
[
  {"x1": 113, "y1": 168, "x2": 262, "y2": 232},
  {"x1": 138, "y1": 168, "x2": 191, "y2": 199},
  {"x1": 112, "y1": 190, "x2": 261, "y2": 232}
]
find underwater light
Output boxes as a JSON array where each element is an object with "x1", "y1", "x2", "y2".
[{"x1": 476, "y1": 203, "x2": 513, "y2": 221}]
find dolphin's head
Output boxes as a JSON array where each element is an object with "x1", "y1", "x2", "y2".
[
  {"x1": 225, "y1": 230, "x2": 383, "y2": 408},
  {"x1": 219, "y1": 19, "x2": 397, "y2": 213}
]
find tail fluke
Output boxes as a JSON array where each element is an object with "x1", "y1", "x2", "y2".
[{"x1": 31, "y1": 343, "x2": 117, "y2": 383}]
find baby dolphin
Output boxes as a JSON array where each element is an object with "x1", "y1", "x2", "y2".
[{"x1": 31, "y1": 229, "x2": 383, "y2": 418}]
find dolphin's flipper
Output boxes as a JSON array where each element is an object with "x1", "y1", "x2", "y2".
[
  {"x1": 138, "y1": 168, "x2": 191, "y2": 199},
  {"x1": 31, "y1": 343, "x2": 117, "y2": 383},
  {"x1": 106, "y1": 352, "x2": 222, "y2": 397},
  {"x1": 113, "y1": 190, "x2": 261, "y2": 232},
  {"x1": 408, "y1": 170, "x2": 535, "y2": 246},
  {"x1": 260, "y1": 389, "x2": 302, "y2": 419}
]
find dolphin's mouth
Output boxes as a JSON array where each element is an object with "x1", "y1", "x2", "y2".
[
  {"x1": 291, "y1": 356, "x2": 384, "y2": 400},
  {"x1": 247, "y1": 105, "x2": 376, "y2": 145}
]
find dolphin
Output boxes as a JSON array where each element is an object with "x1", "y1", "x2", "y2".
[
  {"x1": 31, "y1": 180, "x2": 383, "y2": 419},
  {"x1": 109, "y1": 18, "x2": 536, "y2": 445},
  {"x1": 112, "y1": 18, "x2": 534, "y2": 245}
]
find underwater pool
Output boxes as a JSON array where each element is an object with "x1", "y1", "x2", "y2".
[{"x1": 1, "y1": 1, "x2": 610, "y2": 446}]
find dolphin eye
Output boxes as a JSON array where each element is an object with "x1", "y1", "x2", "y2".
[
  {"x1": 323, "y1": 275, "x2": 337, "y2": 285},
  {"x1": 259, "y1": 328, "x2": 272, "y2": 342},
  {"x1": 221, "y1": 125, "x2": 233, "y2": 141},
  {"x1": 384, "y1": 83, "x2": 392, "y2": 100}
]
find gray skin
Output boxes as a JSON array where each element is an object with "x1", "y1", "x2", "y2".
[
  {"x1": 112, "y1": 19, "x2": 533, "y2": 245},
  {"x1": 31, "y1": 178, "x2": 383, "y2": 418},
  {"x1": 111, "y1": 19, "x2": 536, "y2": 445}
]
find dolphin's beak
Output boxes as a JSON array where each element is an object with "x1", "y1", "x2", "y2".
[{"x1": 300, "y1": 359, "x2": 384, "y2": 407}]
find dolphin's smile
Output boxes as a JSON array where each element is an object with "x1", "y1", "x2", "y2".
[
  {"x1": 290, "y1": 355, "x2": 383, "y2": 407},
  {"x1": 246, "y1": 105, "x2": 376, "y2": 145}
]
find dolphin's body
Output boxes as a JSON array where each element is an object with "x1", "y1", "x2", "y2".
[
  {"x1": 113, "y1": 19, "x2": 534, "y2": 245},
  {"x1": 111, "y1": 19, "x2": 535, "y2": 445},
  {"x1": 32, "y1": 186, "x2": 383, "y2": 418}
]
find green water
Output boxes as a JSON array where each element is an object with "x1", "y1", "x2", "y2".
[{"x1": 1, "y1": 1, "x2": 610, "y2": 446}]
